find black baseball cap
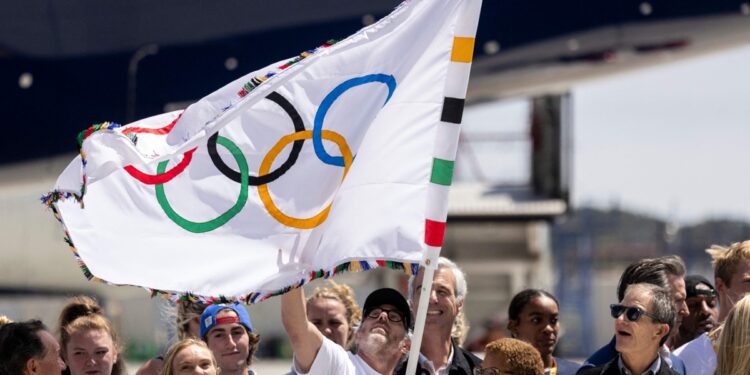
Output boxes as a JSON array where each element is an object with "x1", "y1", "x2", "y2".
[
  {"x1": 685, "y1": 275, "x2": 717, "y2": 298},
  {"x1": 363, "y1": 288, "x2": 412, "y2": 330}
]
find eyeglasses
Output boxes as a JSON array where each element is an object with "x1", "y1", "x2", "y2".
[
  {"x1": 610, "y1": 304, "x2": 661, "y2": 323},
  {"x1": 473, "y1": 367, "x2": 513, "y2": 375},
  {"x1": 366, "y1": 308, "x2": 404, "y2": 323}
]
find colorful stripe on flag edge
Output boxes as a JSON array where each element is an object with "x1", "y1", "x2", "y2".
[
  {"x1": 237, "y1": 39, "x2": 339, "y2": 98},
  {"x1": 39, "y1": 194, "x2": 420, "y2": 305},
  {"x1": 77, "y1": 121, "x2": 125, "y2": 147},
  {"x1": 161, "y1": 258, "x2": 420, "y2": 304},
  {"x1": 75, "y1": 121, "x2": 125, "y2": 198},
  {"x1": 41, "y1": 198, "x2": 100, "y2": 282}
]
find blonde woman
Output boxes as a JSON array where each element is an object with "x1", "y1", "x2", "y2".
[
  {"x1": 161, "y1": 339, "x2": 218, "y2": 375},
  {"x1": 716, "y1": 295, "x2": 750, "y2": 375},
  {"x1": 58, "y1": 295, "x2": 125, "y2": 375},
  {"x1": 138, "y1": 301, "x2": 208, "y2": 375},
  {"x1": 305, "y1": 280, "x2": 362, "y2": 349},
  {"x1": 284, "y1": 281, "x2": 363, "y2": 375}
]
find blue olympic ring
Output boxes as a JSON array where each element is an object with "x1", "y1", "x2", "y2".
[{"x1": 313, "y1": 74, "x2": 396, "y2": 167}]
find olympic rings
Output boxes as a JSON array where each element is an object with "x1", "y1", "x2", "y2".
[
  {"x1": 155, "y1": 135, "x2": 249, "y2": 233},
  {"x1": 208, "y1": 91, "x2": 305, "y2": 185},
  {"x1": 313, "y1": 74, "x2": 396, "y2": 167},
  {"x1": 124, "y1": 73, "x2": 393, "y2": 232},
  {"x1": 257, "y1": 130, "x2": 352, "y2": 229}
]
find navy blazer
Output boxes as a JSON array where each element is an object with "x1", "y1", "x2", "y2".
[
  {"x1": 577, "y1": 357, "x2": 679, "y2": 375},
  {"x1": 579, "y1": 337, "x2": 686, "y2": 375},
  {"x1": 555, "y1": 357, "x2": 581, "y2": 375}
]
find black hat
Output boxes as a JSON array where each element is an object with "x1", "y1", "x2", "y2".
[
  {"x1": 685, "y1": 275, "x2": 717, "y2": 298},
  {"x1": 363, "y1": 288, "x2": 412, "y2": 330}
]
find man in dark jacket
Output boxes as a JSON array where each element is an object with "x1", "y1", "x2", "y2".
[
  {"x1": 397, "y1": 257, "x2": 481, "y2": 375},
  {"x1": 581, "y1": 256, "x2": 687, "y2": 374},
  {"x1": 578, "y1": 284, "x2": 678, "y2": 375}
]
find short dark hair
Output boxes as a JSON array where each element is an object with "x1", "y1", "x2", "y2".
[
  {"x1": 659, "y1": 255, "x2": 687, "y2": 278},
  {"x1": 508, "y1": 289, "x2": 559, "y2": 321},
  {"x1": 617, "y1": 256, "x2": 685, "y2": 301},
  {"x1": 0, "y1": 320, "x2": 48, "y2": 375}
]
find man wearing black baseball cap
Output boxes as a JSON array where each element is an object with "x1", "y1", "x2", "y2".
[
  {"x1": 283, "y1": 286, "x2": 412, "y2": 374},
  {"x1": 671, "y1": 275, "x2": 718, "y2": 349},
  {"x1": 361, "y1": 287, "x2": 413, "y2": 332}
]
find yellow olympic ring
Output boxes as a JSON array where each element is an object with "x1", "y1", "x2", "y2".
[{"x1": 257, "y1": 129, "x2": 352, "y2": 229}]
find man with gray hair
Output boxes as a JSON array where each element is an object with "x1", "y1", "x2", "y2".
[
  {"x1": 396, "y1": 256, "x2": 481, "y2": 374},
  {"x1": 282, "y1": 286, "x2": 412, "y2": 374},
  {"x1": 578, "y1": 283, "x2": 679, "y2": 375},
  {"x1": 582, "y1": 255, "x2": 688, "y2": 374}
]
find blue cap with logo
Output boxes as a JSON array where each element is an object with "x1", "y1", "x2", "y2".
[{"x1": 199, "y1": 302, "x2": 254, "y2": 339}]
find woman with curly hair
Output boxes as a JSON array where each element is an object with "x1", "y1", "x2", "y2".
[
  {"x1": 305, "y1": 280, "x2": 362, "y2": 349},
  {"x1": 478, "y1": 338, "x2": 544, "y2": 375},
  {"x1": 58, "y1": 295, "x2": 125, "y2": 375}
]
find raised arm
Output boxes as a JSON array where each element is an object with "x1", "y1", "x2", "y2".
[{"x1": 281, "y1": 286, "x2": 325, "y2": 372}]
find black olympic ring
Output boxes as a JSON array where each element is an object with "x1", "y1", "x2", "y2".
[{"x1": 207, "y1": 91, "x2": 305, "y2": 185}]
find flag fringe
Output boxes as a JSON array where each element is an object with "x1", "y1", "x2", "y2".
[
  {"x1": 42, "y1": 184, "x2": 419, "y2": 305},
  {"x1": 237, "y1": 39, "x2": 338, "y2": 98}
]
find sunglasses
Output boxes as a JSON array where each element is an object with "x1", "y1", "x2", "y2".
[
  {"x1": 366, "y1": 307, "x2": 404, "y2": 323},
  {"x1": 610, "y1": 304, "x2": 661, "y2": 322}
]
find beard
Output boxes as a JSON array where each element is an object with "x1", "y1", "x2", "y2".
[
  {"x1": 358, "y1": 329, "x2": 401, "y2": 358},
  {"x1": 360, "y1": 330, "x2": 388, "y2": 352}
]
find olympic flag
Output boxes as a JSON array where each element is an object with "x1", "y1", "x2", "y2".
[{"x1": 44, "y1": 0, "x2": 482, "y2": 302}]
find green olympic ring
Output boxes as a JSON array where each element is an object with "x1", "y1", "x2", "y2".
[{"x1": 155, "y1": 136, "x2": 249, "y2": 233}]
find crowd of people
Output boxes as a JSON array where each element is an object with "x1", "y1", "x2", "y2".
[{"x1": 1, "y1": 240, "x2": 749, "y2": 375}]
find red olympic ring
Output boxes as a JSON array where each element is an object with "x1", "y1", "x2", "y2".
[
  {"x1": 124, "y1": 147, "x2": 197, "y2": 185},
  {"x1": 123, "y1": 113, "x2": 196, "y2": 185}
]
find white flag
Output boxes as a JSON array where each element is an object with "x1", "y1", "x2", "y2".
[{"x1": 44, "y1": 0, "x2": 479, "y2": 302}]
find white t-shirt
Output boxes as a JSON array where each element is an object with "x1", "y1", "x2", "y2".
[
  {"x1": 673, "y1": 333, "x2": 716, "y2": 375},
  {"x1": 294, "y1": 337, "x2": 382, "y2": 375}
]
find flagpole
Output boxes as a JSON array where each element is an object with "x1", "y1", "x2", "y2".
[{"x1": 405, "y1": 0, "x2": 482, "y2": 373}]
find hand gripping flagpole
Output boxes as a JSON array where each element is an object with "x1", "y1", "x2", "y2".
[{"x1": 406, "y1": 0, "x2": 483, "y2": 373}]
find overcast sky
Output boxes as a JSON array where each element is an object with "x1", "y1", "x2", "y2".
[{"x1": 461, "y1": 44, "x2": 750, "y2": 224}]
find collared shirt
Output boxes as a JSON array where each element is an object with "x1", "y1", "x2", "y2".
[
  {"x1": 617, "y1": 354, "x2": 661, "y2": 375},
  {"x1": 582, "y1": 336, "x2": 685, "y2": 375},
  {"x1": 394, "y1": 338, "x2": 482, "y2": 375},
  {"x1": 657, "y1": 346, "x2": 672, "y2": 368},
  {"x1": 672, "y1": 332, "x2": 717, "y2": 375},
  {"x1": 418, "y1": 344, "x2": 455, "y2": 375}
]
